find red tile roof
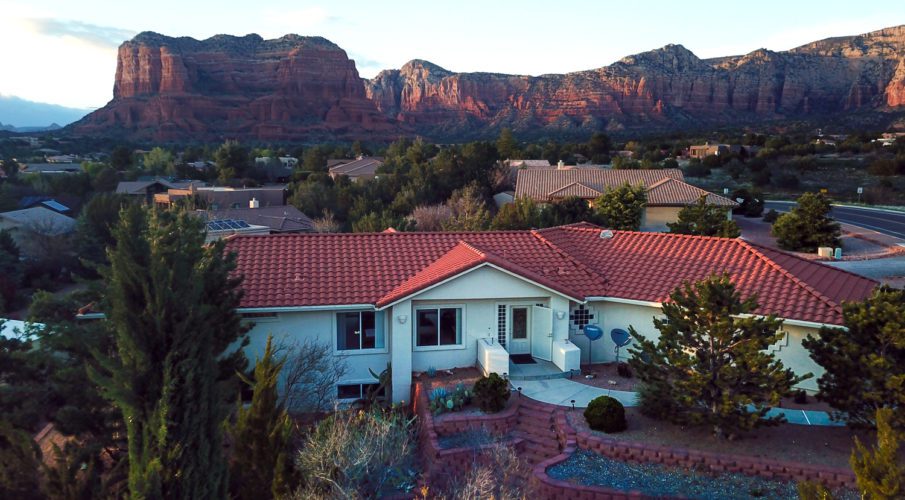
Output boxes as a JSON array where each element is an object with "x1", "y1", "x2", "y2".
[
  {"x1": 645, "y1": 177, "x2": 737, "y2": 207},
  {"x1": 225, "y1": 224, "x2": 877, "y2": 325}
]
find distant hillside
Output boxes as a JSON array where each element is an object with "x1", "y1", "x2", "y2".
[
  {"x1": 0, "y1": 95, "x2": 90, "y2": 129},
  {"x1": 71, "y1": 25, "x2": 905, "y2": 142}
]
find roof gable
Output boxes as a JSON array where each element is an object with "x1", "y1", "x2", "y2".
[
  {"x1": 645, "y1": 177, "x2": 738, "y2": 207},
  {"x1": 546, "y1": 182, "x2": 602, "y2": 199},
  {"x1": 515, "y1": 168, "x2": 684, "y2": 202}
]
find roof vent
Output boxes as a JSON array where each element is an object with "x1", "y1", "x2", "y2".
[{"x1": 599, "y1": 229, "x2": 614, "y2": 239}]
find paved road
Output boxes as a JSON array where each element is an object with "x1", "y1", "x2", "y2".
[{"x1": 765, "y1": 201, "x2": 905, "y2": 240}]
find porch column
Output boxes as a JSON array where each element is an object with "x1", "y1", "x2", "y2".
[{"x1": 389, "y1": 300, "x2": 413, "y2": 404}]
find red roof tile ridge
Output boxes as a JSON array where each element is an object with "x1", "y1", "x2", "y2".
[
  {"x1": 733, "y1": 239, "x2": 849, "y2": 318},
  {"x1": 645, "y1": 177, "x2": 673, "y2": 190},
  {"x1": 528, "y1": 228, "x2": 608, "y2": 293},
  {"x1": 740, "y1": 239, "x2": 880, "y2": 290}
]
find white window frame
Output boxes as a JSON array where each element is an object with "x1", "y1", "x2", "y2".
[
  {"x1": 336, "y1": 380, "x2": 384, "y2": 402},
  {"x1": 333, "y1": 310, "x2": 387, "y2": 355},
  {"x1": 413, "y1": 304, "x2": 466, "y2": 351}
]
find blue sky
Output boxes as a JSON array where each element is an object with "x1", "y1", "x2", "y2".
[{"x1": 1, "y1": 0, "x2": 903, "y2": 109}]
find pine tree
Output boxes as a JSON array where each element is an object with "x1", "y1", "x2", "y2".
[
  {"x1": 594, "y1": 182, "x2": 646, "y2": 231},
  {"x1": 628, "y1": 274, "x2": 805, "y2": 439},
  {"x1": 91, "y1": 205, "x2": 247, "y2": 499},
  {"x1": 491, "y1": 197, "x2": 542, "y2": 230},
  {"x1": 772, "y1": 192, "x2": 841, "y2": 252},
  {"x1": 803, "y1": 287, "x2": 905, "y2": 427},
  {"x1": 851, "y1": 408, "x2": 905, "y2": 499},
  {"x1": 0, "y1": 420, "x2": 41, "y2": 500},
  {"x1": 226, "y1": 335, "x2": 296, "y2": 500},
  {"x1": 667, "y1": 195, "x2": 740, "y2": 237}
]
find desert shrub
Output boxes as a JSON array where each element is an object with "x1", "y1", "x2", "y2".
[
  {"x1": 616, "y1": 362, "x2": 633, "y2": 378},
  {"x1": 428, "y1": 383, "x2": 472, "y2": 415},
  {"x1": 440, "y1": 444, "x2": 533, "y2": 499},
  {"x1": 747, "y1": 157, "x2": 769, "y2": 173},
  {"x1": 731, "y1": 188, "x2": 764, "y2": 217},
  {"x1": 867, "y1": 158, "x2": 900, "y2": 177},
  {"x1": 762, "y1": 209, "x2": 780, "y2": 223},
  {"x1": 793, "y1": 389, "x2": 808, "y2": 405},
  {"x1": 291, "y1": 408, "x2": 416, "y2": 498},
  {"x1": 773, "y1": 172, "x2": 800, "y2": 189},
  {"x1": 584, "y1": 396, "x2": 627, "y2": 433},
  {"x1": 752, "y1": 169, "x2": 772, "y2": 187},
  {"x1": 684, "y1": 160, "x2": 711, "y2": 178},
  {"x1": 472, "y1": 373, "x2": 510, "y2": 413}
]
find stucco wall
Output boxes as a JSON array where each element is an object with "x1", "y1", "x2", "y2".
[
  {"x1": 571, "y1": 300, "x2": 822, "y2": 391},
  {"x1": 240, "y1": 310, "x2": 391, "y2": 399},
  {"x1": 641, "y1": 206, "x2": 682, "y2": 232}
]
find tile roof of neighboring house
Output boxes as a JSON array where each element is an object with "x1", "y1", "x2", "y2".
[
  {"x1": 515, "y1": 168, "x2": 684, "y2": 201},
  {"x1": 21, "y1": 163, "x2": 82, "y2": 173},
  {"x1": 0, "y1": 206, "x2": 76, "y2": 235},
  {"x1": 515, "y1": 168, "x2": 736, "y2": 207},
  {"x1": 509, "y1": 159, "x2": 552, "y2": 168},
  {"x1": 115, "y1": 179, "x2": 202, "y2": 194},
  {"x1": 225, "y1": 223, "x2": 877, "y2": 325},
  {"x1": 328, "y1": 157, "x2": 384, "y2": 177},
  {"x1": 197, "y1": 206, "x2": 314, "y2": 233},
  {"x1": 644, "y1": 177, "x2": 738, "y2": 207}
]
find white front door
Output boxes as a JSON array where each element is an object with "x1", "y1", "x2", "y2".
[
  {"x1": 531, "y1": 305, "x2": 553, "y2": 361},
  {"x1": 508, "y1": 306, "x2": 530, "y2": 355}
]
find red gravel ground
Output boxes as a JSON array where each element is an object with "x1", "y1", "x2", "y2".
[{"x1": 568, "y1": 409, "x2": 872, "y2": 469}]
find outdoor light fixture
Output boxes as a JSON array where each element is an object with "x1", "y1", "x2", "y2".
[
  {"x1": 517, "y1": 387, "x2": 522, "y2": 398},
  {"x1": 397, "y1": 315, "x2": 408, "y2": 324},
  {"x1": 571, "y1": 400, "x2": 576, "y2": 411},
  {"x1": 555, "y1": 310, "x2": 566, "y2": 320}
]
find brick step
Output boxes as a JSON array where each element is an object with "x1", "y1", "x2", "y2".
[
  {"x1": 514, "y1": 425, "x2": 555, "y2": 440},
  {"x1": 521, "y1": 435, "x2": 561, "y2": 451},
  {"x1": 518, "y1": 401, "x2": 557, "y2": 414},
  {"x1": 518, "y1": 407, "x2": 555, "y2": 421},
  {"x1": 522, "y1": 440, "x2": 558, "y2": 458},
  {"x1": 515, "y1": 418, "x2": 553, "y2": 431}
]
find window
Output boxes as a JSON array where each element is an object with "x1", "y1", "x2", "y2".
[
  {"x1": 337, "y1": 383, "x2": 384, "y2": 400},
  {"x1": 512, "y1": 307, "x2": 528, "y2": 339},
  {"x1": 416, "y1": 307, "x2": 462, "y2": 347},
  {"x1": 336, "y1": 311, "x2": 385, "y2": 351}
]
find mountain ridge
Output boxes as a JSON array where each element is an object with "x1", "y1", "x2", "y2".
[{"x1": 70, "y1": 25, "x2": 905, "y2": 141}]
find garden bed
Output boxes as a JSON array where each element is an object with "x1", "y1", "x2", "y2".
[
  {"x1": 436, "y1": 427, "x2": 513, "y2": 449},
  {"x1": 568, "y1": 408, "x2": 871, "y2": 469},
  {"x1": 575, "y1": 362, "x2": 640, "y2": 392},
  {"x1": 547, "y1": 449, "x2": 858, "y2": 500}
]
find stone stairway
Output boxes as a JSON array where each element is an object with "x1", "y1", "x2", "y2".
[{"x1": 511, "y1": 398, "x2": 568, "y2": 466}]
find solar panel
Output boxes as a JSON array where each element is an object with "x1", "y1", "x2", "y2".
[{"x1": 206, "y1": 219, "x2": 251, "y2": 231}]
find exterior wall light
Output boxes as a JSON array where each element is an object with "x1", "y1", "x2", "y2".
[
  {"x1": 555, "y1": 310, "x2": 566, "y2": 320},
  {"x1": 397, "y1": 315, "x2": 408, "y2": 324}
]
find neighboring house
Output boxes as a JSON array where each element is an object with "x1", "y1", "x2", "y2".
[
  {"x1": 254, "y1": 157, "x2": 294, "y2": 182},
  {"x1": 686, "y1": 142, "x2": 755, "y2": 159},
  {"x1": 513, "y1": 168, "x2": 737, "y2": 231},
  {"x1": 225, "y1": 223, "x2": 876, "y2": 405},
  {"x1": 195, "y1": 205, "x2": 314, "y2": 240},
  {"x1": 116, "y1": 178, "x2": 206, "y2": 204},
  {"x1": 154, "y1": 185, "x2": 286, "y2": 209},
  {"x1": 20, "y1": 163, "x2": 82, "y2": 174},
  {"x1": 328, "y1": 157, "x2": 384, "y2": 182},
  {"x1": 45, "y1": 154, "x2": 79, "y2": 163},
  {"x1": 255, "y1": 156, "x2": 298, "y2": 168},
  {"x1": 0, "y1": 207, "x2": 77, "y2": 257}
]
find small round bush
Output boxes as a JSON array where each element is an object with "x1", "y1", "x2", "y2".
[
  {"x1": 584, "y1": 396, "x2": 627, "y2": 433},
  {"x1": 616, "y1": 362, "x2": 632, "y2": 379},
  {"x1": 762, "y1": 209, "x2": 780, "y2": 223},
  {"x1": 473, "y1": 373, "x2": 510, "y2": 413}
]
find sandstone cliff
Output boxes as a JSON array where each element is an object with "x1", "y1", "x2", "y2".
[
  {"x1": 73, "y1": 32, "x2": 396, "y2": 141},
  {"x1": 73, "y1": 26, "x2": 905, "y2": 142}
]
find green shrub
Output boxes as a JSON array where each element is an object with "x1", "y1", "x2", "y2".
[
  {"x1": 616, "y1": 362, "x2": 633, "y2": 378},
  {"x1": 584, "y1": 396, "x2": 627, "y2": 433},
  {"x1": 473, "y1": 373, "x2": 510, "y2": 413},
  {"x1": 762, "y1": 209, "x2": 780, "y2": 223}
]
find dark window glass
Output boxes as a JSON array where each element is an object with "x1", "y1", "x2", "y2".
[
  {"x1": 512, "y1": 307, "x2": 528, "y2": 339},
  {"x1": 337, "y1": 384, "x2": 361, "y2": 399},
  {"x1": 337, "y1": 312, "x2": 360, "y2": 350},
  {"x1": 439, "y1": 308, "x2": 461, "y2": 345},
  {"x1": 417, "y1": 309, "x2": 438, "y2": 347},
  {"x1": 361, "y1": 311, "x2": 376, "y2": 349}
]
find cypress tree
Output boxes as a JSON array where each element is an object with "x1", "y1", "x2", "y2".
[
  {"x1": 851, "y1": 408, "x2": 905, "y2": 499},
  {"x1": 91, "y1": 206, "x2": 246, "y2": 499},
  {"x1": 628, "y1": 274, "x2": 805, "y2": 439},
  {"x1": 667, "y1": 195, "x2": 740, "y2": 237},
  {"x1": 594, "y1": 182, "x2": 646, "y2": 231},
  {"x1": 226, "y1": 335, "x2": 296, "y2": 499}
]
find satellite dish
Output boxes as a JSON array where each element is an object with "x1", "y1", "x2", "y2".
[
  {"x1": 584, "y1": 324, "x2": 603, "y2": 341},
  {"x1": 610, "y1": 328, "x2": 632, "y2": 364},
  {"x1": 610, "y1": 328, "x2": 630, "y2": 347}
]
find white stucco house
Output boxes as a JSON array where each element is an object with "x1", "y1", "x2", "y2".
[{"x1": 225, "y1": 223, "x2": 876, "y2": 405}]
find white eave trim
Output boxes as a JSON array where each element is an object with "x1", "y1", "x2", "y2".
[
  {"x1": 376, "y1": 262, "x2": 585, "y2": 311},
  {"x1": 587, "y1": 297, "x2": 846, "y2": 331},
  {"x1": 236, "y1": 304, "x2": 375, "y2": 313}
]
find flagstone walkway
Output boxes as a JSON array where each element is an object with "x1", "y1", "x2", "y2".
[{"x1": 513, "y1": 378, "x2": 843, "y2": 426}]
